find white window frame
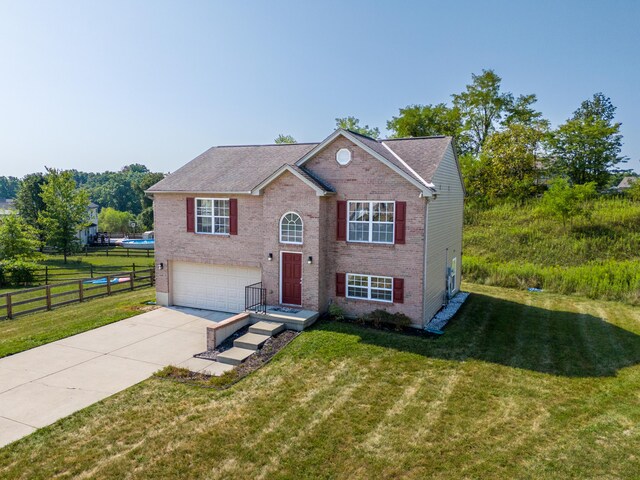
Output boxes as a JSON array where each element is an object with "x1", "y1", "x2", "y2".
[
  {"x1": 346, "y1": 273, "x2": 394, "y2": 303},
  {"x1": 336, "y1": 148, "x2": 352, "y2": 166},
  {"x1": 195, "y1": 197, "x2": 230, "y2": 235},
  {"x1": 279, "y1": 211, "x2": 303, "y2": 245},
  {"x1": 347, "y1": 200, "x2": 395, "y2": 244},
  {"x1": 450, "y1": 257, "x2": 457, "y2": 294}
]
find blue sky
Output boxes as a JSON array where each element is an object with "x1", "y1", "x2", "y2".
[{"x1": 0, "y1": 0, "x2": 638, "y2": 177}]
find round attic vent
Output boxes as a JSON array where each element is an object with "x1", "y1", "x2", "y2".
[{"x1": 336, "y1": 148, "x2": 351, "y2": 166}]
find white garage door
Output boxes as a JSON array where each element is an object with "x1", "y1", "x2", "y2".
[{"x1": 171, "y1": 262, "x2": 261, "y2": 313}]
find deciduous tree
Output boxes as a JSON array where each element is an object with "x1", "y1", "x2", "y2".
[
  {"x1": 15, "y1": 173, "x2": 47, "y2": 248},
  {"x1": 386, "y1": 103, "x2": 471, "y2": 152},
  {"x1": 452, "y1": 69, "x2": 514, "y2": 154},
  {"x1": 98, "y1": 207, "x2": 136, "y2": 234},
  {"x1": 0, "y1": 214, "x2": 41, "y2": 260},
  {"x1": 38, "y1": 168, "x2": 90, "y2": 263},
  {"x1": 335, "y1": 116, "x2": 380, "y2": 139},
  {"x1": 549, "y1": 93, "x2": 624, "y2": 188},
  {"x1": 540, "y1": 179, "x2": 596, "y2": 228},
  {"x1": 274, "y1": 134, "x2": 296, "y2": 144}
]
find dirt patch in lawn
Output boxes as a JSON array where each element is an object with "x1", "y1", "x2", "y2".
[{"x1": 155, "y1": 330, "x2": 299, "y2": 389}]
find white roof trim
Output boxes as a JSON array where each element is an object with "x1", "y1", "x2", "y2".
[
  {"x1": 295, "y1": 129, "x2": 433, "y2": 196},
  {"x1": 144, "y1": 190, "x2": 252, "y2": 195},
  {"x1": 381, "y1": 142, "x2": 435, "y2": 189},
  {"x1": 251, "y1": 164, "x2": 331, "y2": 197}
]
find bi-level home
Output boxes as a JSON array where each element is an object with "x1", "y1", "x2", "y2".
[{"x1": 146, "y1": 129, "x2": 463, "y2": 329}]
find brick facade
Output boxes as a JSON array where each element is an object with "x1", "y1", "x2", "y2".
[{"x1": 154, "y1": 135, "x2": 429, "y2": 326}]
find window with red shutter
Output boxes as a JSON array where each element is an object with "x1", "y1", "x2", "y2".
[
  {"x1": 229, "y1": 198, "x2": 238, "y2": 235},
  {"x1": 336, "y1": 272, "x2": 346, "y2": 297},
  {"x1": 393, "y1": 278, "x2": 404, "y2": 303},
  {"x1": 394, "y1": 201, "x2": 406, "y2": 244},
  {"x1": 336, "y1": 201, "x2": 347, "y2": 241},
  {"x1": 186, "y1": 197, "x2": 195, "y2": 233}
]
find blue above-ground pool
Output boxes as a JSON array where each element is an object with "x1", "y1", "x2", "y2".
[
  {"x1": 84, "y1": 276, "x2": 131, "y2": 285},
  {"x1": 120, "y1": 239, "x2": 155, "y2": 250}
]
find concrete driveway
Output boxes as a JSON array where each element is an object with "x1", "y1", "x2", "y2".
[{"x1": 0, "y1": 307, "x2": 234, "y2": 448}]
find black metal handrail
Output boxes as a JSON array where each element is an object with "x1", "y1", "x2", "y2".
[{"x1": 245, "y1": 281, "x2": 266, "y2": 314}]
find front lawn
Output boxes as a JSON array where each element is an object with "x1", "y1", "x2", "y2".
[
  {"x1": 0, "y1": 288, "x2": 155, "y2": 358},
  {"x1": 1, "y1": 284, "x2": 638, "y2": 478}
]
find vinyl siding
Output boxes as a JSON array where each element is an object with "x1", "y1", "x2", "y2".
[{"x1": 423, "y1": 142, "x2": 464, "y2": 324}]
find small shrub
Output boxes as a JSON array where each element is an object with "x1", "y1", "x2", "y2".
[
  {"x1": 361, "y1": 309, "x2": 412, "y2": 331},
  {"x1": 328, "y1": 302, "x2": 345, "y2": 321},
  {"x1": 1, "y1": 259, "x2": 39, "y2": 286}
]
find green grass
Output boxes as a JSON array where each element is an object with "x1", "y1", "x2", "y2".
[
  {"x1": 0, "y1": 253, "x2": 155, "y2": 294},
  {"x1": 464, "y1": 197, "x2": 640, "y2": 303},
  {"x1": 0, "y1": 287, "x2": 155, "y2": 358},
  {"x1": 1, "y1": 284, "x2": 638, "y2": 478}
]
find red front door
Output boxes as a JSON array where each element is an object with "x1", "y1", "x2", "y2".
[{"x1": 281, "y1": 253, "x2": 302, "y2": 305}]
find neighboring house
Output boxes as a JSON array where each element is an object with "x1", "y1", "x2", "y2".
[
  {"x1": 146, "y1": 129, "x2": 464, "y2": 328},
  {"x1": 77, "y1": 202, "x2": 99, "y2": 246},
  {"x1": 0, "y1": 198, "x2": 16, "y2": 217},
  {"x1": 617, "y1": 176, "x2": 638, "y2": 190}
]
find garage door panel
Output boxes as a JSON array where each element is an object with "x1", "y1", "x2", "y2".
[{"x1": 172, "y1": 262, "x2": 261, "y2": 313}]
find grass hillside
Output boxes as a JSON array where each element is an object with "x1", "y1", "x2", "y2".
[
  {"x1": 463, "y1": 197, "x2": 640, "y2": 304},
  {"x1": 1, "y1": 284, "x2": 639, "y2": 478}
]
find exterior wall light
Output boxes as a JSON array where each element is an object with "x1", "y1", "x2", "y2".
[
  {"x1": 158, "y1": 262, "x2": 164, "y2": 270},
  {"x1": 268, "y1": 253, "x2": 273, "y2": 261},
  {"x1": 307, "y1": 256, "x2": 313, "y2": 264}
]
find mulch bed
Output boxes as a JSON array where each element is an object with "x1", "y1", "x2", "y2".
[
  {"x1": 193, "y1": 325, "x2": 251, "y2": 361},
  {"x1": 156, "y1": 329, "x2": 299, "y2": 390}
]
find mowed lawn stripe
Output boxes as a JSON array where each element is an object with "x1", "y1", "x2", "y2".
[{"x1": 0, "y1": 284, "x2": 639, "y2": 479}]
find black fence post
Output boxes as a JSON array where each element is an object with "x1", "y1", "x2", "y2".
[
  {"x1": 90, "y1": 265, "x2": 94, "y2": 279},
  {"x1": 45, "y1": 266, "x2": 48, "y2": 285}
]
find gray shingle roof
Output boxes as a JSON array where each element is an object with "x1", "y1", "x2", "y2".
[
  {"x1": 147, "y1": 143, "x2": 318, "y2": 193},
  {"x1": 147, "y1": 131, "x2": 453, "y2": 194},
  {"x1": 382, "y1": 136, "x2": 452, "y2": 184},
  {"x1": 617, "y1": 176, "x2": 638, "y2": 189}
]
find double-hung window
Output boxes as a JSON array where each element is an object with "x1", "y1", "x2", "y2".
[
  {"x1": 348, "y1": 201, "x2": 394, "y2": 243},
  {"x1": 196, "y1": 198, "x2": 229, "y2": 234},
  {"x1": 346, "y1": 274, "x2": 393, "y2": 302}
]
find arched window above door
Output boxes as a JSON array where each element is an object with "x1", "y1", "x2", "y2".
[{"x1": 280, "y1": 212, "x2": 303, "y2": 244}]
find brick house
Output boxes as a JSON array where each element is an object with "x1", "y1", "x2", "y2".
[{"x1": 146, "y1": 129, "x2": 464, "y2": 328}]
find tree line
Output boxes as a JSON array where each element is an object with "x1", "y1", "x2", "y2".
[
  {"x1": 0, "y1": 165, "x2": 165, "y2": 271},
  {"x1": 276, "y1": 69, "x2": 636, "y2": 210}
]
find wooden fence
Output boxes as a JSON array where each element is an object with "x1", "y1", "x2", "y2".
[
  {"x1": 33, "y1": 263, "x2": 151, "y2": 285},
  {"x1": 0, "y1": 268, "x2": 155, "y2": 320},
  {"x1": 83, "y1": 245, "x2": 155, "y2": 258}
]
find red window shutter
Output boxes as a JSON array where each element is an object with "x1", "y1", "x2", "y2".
[
  {"x1": 186, "y1": 197, "x2": 195, "y2": 233},
  {"x1": 229, "y1": 198, "x2": 238, "y2": 235},
  {"x1": 393, "y1": 278, "x2": 404, "y2": 304},
  {"x1": 336, "y1": 272, "x2": 346, "y2": 297},
  {"x1": 395, "y1": 201, "x2": 406, "y2": 244},
  {"x1": 337, "y1": 201, "x2": 347, "y2": 241}
]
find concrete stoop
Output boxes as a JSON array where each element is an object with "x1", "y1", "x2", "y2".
[
  {"x1": 215, "y1": 321, "x2": 285, "y2": 366},
  {"x1": 216, "y1": 347, "x2": 255, "y2": 366}
]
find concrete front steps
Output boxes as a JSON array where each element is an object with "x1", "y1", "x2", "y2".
[
  {"x1": 216, "y1": 321, "x2": 284, "y2": 366},
  {"x1": 248, "y1": 308, "x2": 319, "y2": 331}
]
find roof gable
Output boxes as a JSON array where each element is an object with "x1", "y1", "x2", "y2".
[
  {"x1": 251, "y1": 164, "x2": 335, "y2": 196},
  {"x1": 295, "y1": 129, "x2": 435, "y2": 196}
]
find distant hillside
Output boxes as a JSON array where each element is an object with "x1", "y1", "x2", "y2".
[{"x1": 463, "y1": 197, "x2": 640, "y2": 304}]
